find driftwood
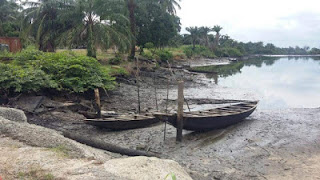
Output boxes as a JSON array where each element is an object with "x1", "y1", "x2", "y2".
[{"x1": 63, "y1": 131, "x2": 160, "y2": 157}]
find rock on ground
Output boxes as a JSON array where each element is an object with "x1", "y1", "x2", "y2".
[
  {"x1": 104, "y1": 156, "x2": 193, "y2": 180},
  {"x1": 0, "y1": 136, "x2": 127, "y2": 180},
  {"x1": 0, "y1": 115, "x2": 118, "y2": 160},
  {"x1": 0, "y1": 108, "x2": 193, "y2": 180},
  {"x1": 0, "y1": 107, "x2": 27, "y2": 123}
]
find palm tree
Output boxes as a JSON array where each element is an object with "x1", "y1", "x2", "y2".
[
  {"x1": 127, "y1": 0, "x2": 136, "y2": 59},
  {"x1": 199, "y1": 26, "x2": 212, "y2": 48},
  {"x1": 159, "y1": 0, "x2": 181, "y2": 15},
  {"x1": 59, "y1": 0, "x2": 132, "y2": 58},
  {"x1": 212, "y1": 25, "x2": 223, "y2": 50},
  {"x1": 186, "y1": 26, "x2": 199, "y2": 50},
  {"x1": 22, "y1": 0, "x2": 75, "y2": 52}
]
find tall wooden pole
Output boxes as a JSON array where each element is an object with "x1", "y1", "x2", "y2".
[
  {"x1": 136, "y1": 57, "x2": 141, "y2": 114},
  {"x1": 176, "y1": 81, "x2": 184, "y2": 142},
  {"x1": 94, "y1": 88, "x2": 101, "y2": 118}
]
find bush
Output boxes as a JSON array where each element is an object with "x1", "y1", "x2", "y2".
[
  {"x1": 144, "y1": 42, "x2": 154, "y2": 49},
  {"x1": 14, "y1": 46, "x2": 44, "y2": 65},
  {"x1": 37, "y1": 52, "x2": 115, "y2": 93},
  {"x1": 0, "y1": 49, "x2": 116, "y2": 94},
  {"x1": 183, "y1": 45, "x2": 216, "y2": 59},
  {"x1": 155, "y1": 50, "x2": 173, "y2": 62},
  {"x1": 141, "y1": 51, "x2": 155, "y2": 60},
  {"x1": 108, "y1": 54, "x2": 122, "y2": 65},
  {"x1": 215, "y1": 48, "x2": 243, "y2": 57},
  {"x1": 183, "y1": 48, "x2": 193, "y2": 58},
  {"x1": 0, "y1": 63, "x2": 56, "y2": 93}
]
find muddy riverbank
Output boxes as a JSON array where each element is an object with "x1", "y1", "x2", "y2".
[{"x1": 24, "y1": 59, "x2": 320, "y2": 179}]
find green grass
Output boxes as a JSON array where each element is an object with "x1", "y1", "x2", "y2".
[
  {"x1": 48, "y1": 145, "x2": 69, "y2": 157},
  {"x1": 18, "y1": 170, "x2": 55, "y2": 180},
  {"x1": 56, "y1": 49, "x2": 116, "y2": 61}
]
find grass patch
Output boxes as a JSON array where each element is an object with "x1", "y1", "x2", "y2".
[
  {"x1": 18, "y1": 168, "x2": 55, "y2": 180},
  {"x1": 56, "y1": 49, "x2": 116, "y2": 62},
  {"x1": 48, "y1": 145, "x2": 69, "y2": 157}
]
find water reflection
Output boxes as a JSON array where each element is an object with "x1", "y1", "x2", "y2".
[{"x1": 206, "y1": 56, "x2": 320, "y2": 109}]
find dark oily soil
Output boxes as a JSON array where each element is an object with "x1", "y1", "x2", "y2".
[{"x1": 27, "y1": 65, "x2": 320, "y2": 180}]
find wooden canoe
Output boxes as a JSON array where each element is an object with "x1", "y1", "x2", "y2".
[
  {"x1": 153, "y1": 101, "x2": 258, "y2": 131},
  {"x1": 84, "y1": 114, "x2": 160, "y2": 130}
]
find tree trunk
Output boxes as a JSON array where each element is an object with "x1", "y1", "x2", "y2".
[
  {"x1": 205, "y1": 35, "x2": 209, "y2": 48},
  {"x1": 214, "y1": 33, "x2": 220, "y2": 50},
  {"x1": 63, "y1": 131, "x2": 160, "y2": 157},
  {"x1": 128, "y1": 0, "x2": 136, "y2": 60},
  {"x1": 87, "y1": 13, "x2": 96, "y2": 58}
]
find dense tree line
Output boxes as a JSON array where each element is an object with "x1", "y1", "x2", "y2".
[
  {"x1": 0, "y1": 0, "x2": 181, "y2": 59},
  {"x1": 179, "y1": 25, "x2": 320, "y2": 57},
  {"x1": 1, "y1": 0, "x2": 319, "y2": 58}
]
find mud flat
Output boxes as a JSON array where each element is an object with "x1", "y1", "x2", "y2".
[{"x1": 26, "y1": 60, "x2": 320, "y2": 179}]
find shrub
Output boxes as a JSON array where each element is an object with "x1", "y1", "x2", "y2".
[
  {"x1": 0, "y1": 49, "x2": 116, "y2": 94},
  {"x1": 155, "y1": 50, "x2": 173, "y2": 62},
  {"x1": 37, "y1": 53, "x2": 115, "y2": 93},
  {"x1": 141, "y1": 51, "x2": 155, "y2": 60},
  {"x1": 0, "y1": 63, "x2": 56, "y2": 93},
  {"x1": 108, "y1": 54, "x2": 122, "y2": 65},
  {"x1": 183, "y1": 45, "x2": 216, "y2": 59},
  {"x1": 183, "y1": 47, "x2": 193, "y2": 58},
  {"x1": 144, "y1": 42, "x2": 154, "y2": 49},
  {"x1": 14, "y1": 46, "x2": 44, "y2": 65},
  {"x1": 216, "y1": 48, "x2": 243, "y2": 57}
]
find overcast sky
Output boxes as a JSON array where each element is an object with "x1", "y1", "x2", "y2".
[{"x1": 177, "y1": 0, "x2": 320, "y2": 48}]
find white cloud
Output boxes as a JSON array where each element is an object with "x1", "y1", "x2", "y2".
[{"x1": 177, "y1": 0, "x2": 320, "y2": 47}]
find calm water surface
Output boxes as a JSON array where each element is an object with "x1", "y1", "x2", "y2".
[{"x1": 209, "y1": 57, "x2": 320, "y2": 109}]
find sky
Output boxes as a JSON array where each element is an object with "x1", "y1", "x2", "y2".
[{"x1": 177, "y1": 0, "x2": 320, "y2": 48}]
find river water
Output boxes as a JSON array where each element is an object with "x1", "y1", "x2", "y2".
[{"x1": 205, "y1": 56, "x2": 320, "y2": 109}]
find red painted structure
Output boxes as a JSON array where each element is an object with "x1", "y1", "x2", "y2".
[{"x1": 0, "y1": 37, "x2": 22, "y2": 53}]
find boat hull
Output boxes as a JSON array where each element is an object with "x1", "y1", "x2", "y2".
[
  {"x1": 154, "y1": 101, "x2": 258, "y2": 131},
  {"x1": 84, "y1": 116, "x2": 159, "y2": 130}
]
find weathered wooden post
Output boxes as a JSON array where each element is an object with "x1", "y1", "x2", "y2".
[
  {"x1": 94, "y1": 88, "x2": 101, "y2": 118},
  {"x1": 176, "y1": 81, "x2": 184, "y2": 142}
]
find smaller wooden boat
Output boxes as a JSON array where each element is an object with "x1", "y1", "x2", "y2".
[
  {"x1": 153, "y1": 101, "x2": 258, "y2": 131},
  {"x1": 84, "y1": 114, "x2": 159, "y2": 130},
  {"x1": 79, "y1": 111, "x2": 116, "y2": 119}
]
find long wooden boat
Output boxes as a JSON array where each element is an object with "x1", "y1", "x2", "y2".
[
  {"x1": 153, "y1": 101, "x2": 258, "y2": 131},
  {"x1": 84, "y1": 114, "x2": 159, "y2": 130}
]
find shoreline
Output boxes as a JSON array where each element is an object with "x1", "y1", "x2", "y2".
[{"x1": 1, "y1": 58, "x2": 320, "y2": 179}]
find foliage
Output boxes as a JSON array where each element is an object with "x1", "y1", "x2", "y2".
[
  {"x1": 141, "y1": 50, "x2": 156, "y2": 60},
  {"x1": 164, "y1": 172, "x2": 177, "y2": 180},
  {"x1": 14, "y1": 46, "x2": 44, "y2": 64},
  {"x1": 108, "y1": 65, "x2": 129, "y2": 77},
  {"x1": 0, "y1": 48, "x2": 116, "y2": 94},
  {"x1": 0, "y1": 63, "x2": 56, "y2": 93},
  {"x1": 0, "y1": 0, "x2": 21, "y2": 37},
  {"x1": 156, "y1": 49, "x2": 173, "y2": 62},
  {"x1": 108, "y1": 54, "x2": 123, "y2": 65},
  {"x1": 215, "y1": 48, "x2": 243, "y2": 57},
  {"x1": 0, "y1": 50, "x2": 13, "y2": 59},
  {"x1": 183, "y1": 45, "x2": 216, "y2": 59},
  {"x1": 144, "y1": 42, "x2": 155, "y2": 49},
  {"x1": 136, "y1": 2, "x2": 181, "y2": 48}
]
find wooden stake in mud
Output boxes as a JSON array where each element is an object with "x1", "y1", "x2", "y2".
[
  {"x1": 176, "y1": 81, "x2": 184, "y2": 142},
  {"x1": 135, "y1": 57, "x2": 141, "y2": 114},
  {"x1": 137, "y1": 80, "x2": 141, "y2": 114},
  {"x1": 153, "y1": 75, "x2": 158, "y2": 111},
  {"x1": 94, "y1": 88, "x2": 101, "y2": 118},
  {"x1": 164, "y1": 78, "x2": 169, "y2": 141}
]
